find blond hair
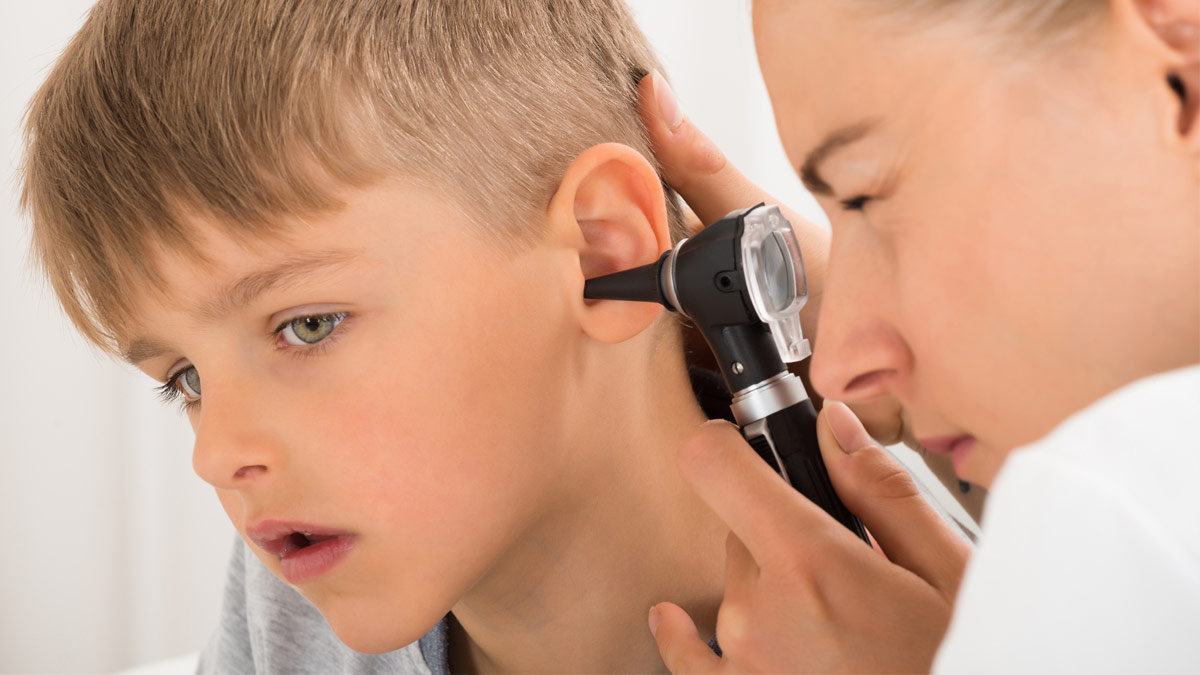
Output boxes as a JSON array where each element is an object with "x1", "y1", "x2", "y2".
[{"x1": 22, "y1": 0, "x2": 684, "y2": 352}]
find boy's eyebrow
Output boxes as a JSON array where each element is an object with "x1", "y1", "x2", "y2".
[
  {"x1": 121, "y1": 249, "x2": 362, "y2": 366},
  {"x1": 798, "y1": 120, "x2": 877, "y2": 196}
]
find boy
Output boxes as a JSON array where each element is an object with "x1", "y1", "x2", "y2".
[
  {"x1": 22, "y1": 1, "x2": 728, "y2": 672},
  {"x1": 22, "y1": 1, "x2": 970, "y2": 672}
]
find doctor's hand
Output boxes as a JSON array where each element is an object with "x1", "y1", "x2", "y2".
[
  {"x1": 638, "y1": 71, "x2": 887, "y2": 440},
  {"x1": 649, "y1": 402, "x2": 971, "y2": 674},
  {"x1": 636, "y1": 70, "x2": 830, "y2": 330}
]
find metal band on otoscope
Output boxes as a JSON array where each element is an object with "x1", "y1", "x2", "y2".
[
  {"x1": 659, "y1": 237, "x2": 688, "y2": 314},
  {"x1": 730, "y1": 371, "x2": 810, "y2": 426}
]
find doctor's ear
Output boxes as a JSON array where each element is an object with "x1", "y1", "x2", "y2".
[
  {"x1": 1129, "y1": 0, "x2": 1200, "y2": 147},
  {"x1": 547, "y1": 143, "x2": 672, "y2": 344}
]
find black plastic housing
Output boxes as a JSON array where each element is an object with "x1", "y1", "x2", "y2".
[
  {"x1": 583, "y1": 205, "x2": 870, "y2": 544},
  {"x1": 669, "y1": 208, "x2": 787, "y2": 392},
  {"x1": 748, "y1": 401, "x2": 871, "y2": 543},
  {"x1": 584, "y1": 251, "x2": 673, "y2": 309}
]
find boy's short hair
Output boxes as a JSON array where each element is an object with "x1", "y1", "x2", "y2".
[{"x1": 22, "y1": 0, "x2": 684, "y2": 352}]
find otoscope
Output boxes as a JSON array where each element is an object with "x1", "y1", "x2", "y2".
[{"x1": 585, "y1": 204, "x2": 870, "y2": 543}]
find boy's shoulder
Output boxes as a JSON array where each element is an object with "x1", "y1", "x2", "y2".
[{"x1": 197, "y1": 537, "x2": 447, "y2": 675}]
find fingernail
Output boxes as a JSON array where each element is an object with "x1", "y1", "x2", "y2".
[
  {"x1": 825, "y1": 401, "x2": 866, "y2": 454},
  {"x1": 648, "y1": 605, "x2": 662, "y2": 637},
  {"x1": 652, "y1": 70, "x2": 684, "y2": 132}
]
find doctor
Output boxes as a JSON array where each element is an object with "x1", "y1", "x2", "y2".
[{"x1": 641, "y1": 0, "x2": 1200, "y2": 672}]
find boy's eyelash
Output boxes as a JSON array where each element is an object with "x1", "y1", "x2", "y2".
[
  {"x1": 839, "y1": 194, "x2": 872, "y2": 211},
  {"x1": 155, "y1": 373, "x2": 189, "y2": 409},
  {"x1": 154, "y1": 312, "x2": 350, "y2": 414}
]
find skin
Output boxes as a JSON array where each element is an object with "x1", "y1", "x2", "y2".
[
  {"x1": 757, "y1": 0, "x2": 1200, "y2": 488},
  {"x1": 123, "y1": 145, "x2": 731, "y2": 673},
  {"x1": 648, "y1": 0, "x2": 1199, "y2": 672}
]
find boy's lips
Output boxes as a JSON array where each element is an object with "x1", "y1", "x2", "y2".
[
  {"x1": 247, "y1": 519, "x2": 355, "y2": 555},
  {"x1": 246, "y1": 519, "x2": 358, "y2": 583}
]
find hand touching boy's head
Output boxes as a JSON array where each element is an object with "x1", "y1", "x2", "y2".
[{"x1": 22, "y1": 0, "x2": 695, "y2": 652}]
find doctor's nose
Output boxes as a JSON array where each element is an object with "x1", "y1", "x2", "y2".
[
  {"x1": 190, "y1": 376, "x2": 280, "y2": 490},
  {"x1": 808, "y1": 241, "x2": 912, "y2": 405}
]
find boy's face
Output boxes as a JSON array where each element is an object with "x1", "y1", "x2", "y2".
[{"x1": 124, "y1": 180, "x2": 587, "y2": 652}]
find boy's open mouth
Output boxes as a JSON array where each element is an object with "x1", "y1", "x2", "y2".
[
  {"x1": 281, "y1": 532, "x2": 338, "y2": 555},
  {"x1": 247, "y1": 520, "x2": 354, "y2": 558}
]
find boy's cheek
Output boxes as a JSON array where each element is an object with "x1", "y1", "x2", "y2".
[
  {"x1": 216, "y1": 489, "x2": 241, "y2": 527},
  {"x1": 216, "y1": 489, "x2": 266, "y2": 554}
]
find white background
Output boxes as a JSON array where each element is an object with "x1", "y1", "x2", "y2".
[{"x1": 0, "y1": 2, "x2": 965, "y2": 673}]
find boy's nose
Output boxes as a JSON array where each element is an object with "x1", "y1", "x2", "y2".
[
  {"x1": 191, "y1": 384, "x2": 281, "y2": 490},
  {"x1": 808, "y1": 234, "x2": 912, "y2": 404}
]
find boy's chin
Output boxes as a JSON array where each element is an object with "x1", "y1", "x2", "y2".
[{"x1": 312, "y1": 593, "x2": 444, "y2": 654}]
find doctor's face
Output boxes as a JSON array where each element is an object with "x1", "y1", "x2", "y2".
[{"x1": 754, "y1": 1, "x2": 1200, "y2": 486}]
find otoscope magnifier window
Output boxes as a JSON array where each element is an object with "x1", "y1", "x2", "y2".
[
  {"x1": 761, "y1": 232, "x2": 795, "y2": 311},
  {"x1": 741, "y1": 205, "x2": 811, "y2": 362}
]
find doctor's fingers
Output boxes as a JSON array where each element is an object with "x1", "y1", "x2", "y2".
[
  {"x1": 722, "y1": 531, "x2": 759, "y2": 599},
  {"x1": 637, "y1": 71, "x2": 812, "y2": 235},
  {"x1": 675, "y1": 420, "x2": 864, "y2": 576},
  {"x1": 818, "y1": 402, "x2": 971, "y2": 600},
  {"x1": 649, "y1": 602, "x2": 721, "y2": 674}
]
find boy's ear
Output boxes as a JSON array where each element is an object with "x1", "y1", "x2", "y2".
[
  {"x1": 1125, "y1": 0, "x2": 1200, "y2": 151},
  {"x1": 548, "y1": 142, "x2": 673, "y2": 344}
]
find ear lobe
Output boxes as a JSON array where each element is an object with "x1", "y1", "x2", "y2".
[
  {"x1": 1130, "y1": 0, "x2": 1200, "y2": 149},
  {"x1": 548, "y1": 142, "x2": 672, "y2": 344}
]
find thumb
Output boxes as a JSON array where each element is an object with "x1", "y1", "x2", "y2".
[
  {"x1": 637, "y1": 70, "x2": 781, "y2": 228},
  {"x1": 636, "y1": 70, "x2": 829, "y2": 326},
  {"x1": 649, "y1": 602, "x2": 721, "y2": 674},
  {"x1": 817, "y1": 401, "x2": 970, "y2": 598}
]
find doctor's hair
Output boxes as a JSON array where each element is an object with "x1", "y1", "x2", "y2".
[{"x1": 21, "y1": 0, "x2": 685, "y2": 353}]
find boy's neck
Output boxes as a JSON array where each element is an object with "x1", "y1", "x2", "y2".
[{"x1": 447, "y1": 352, "x2": 728, "y2": 674}]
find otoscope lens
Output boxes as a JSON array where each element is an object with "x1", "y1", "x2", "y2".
[{"x1": 760, "y1": 232, "x2": 795, "y2": 311}]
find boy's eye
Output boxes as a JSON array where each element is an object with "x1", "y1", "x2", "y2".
[
  {"x1": 156, "y1": 364, "x2": 201, "y2": 411},
  {"x1": 279, "y1": 312, "x2": 347, "y2": 346},
  {"x1": 180, "y1": 366, "x2": 202, "y2": 398}
]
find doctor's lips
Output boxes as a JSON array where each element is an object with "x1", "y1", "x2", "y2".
[
  {"x1": 917, "y1": 434, "x2": 978, "y2": 472},
  {"x1": 247, "y1": 520, "x2": 358, "y2": 584}
]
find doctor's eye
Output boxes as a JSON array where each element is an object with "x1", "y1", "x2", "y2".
[
  {"x1": 839, "y1": 194, "x2": 872, "y2": 211},
  {"x1": 277, "y1": 312, "x2": 348, "y2": 346}
]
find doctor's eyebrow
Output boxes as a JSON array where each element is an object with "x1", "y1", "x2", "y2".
[
  {"x1": 120, "y1": 248, "x2": 363, "y2": 366},
  {"x1": 799, "y1": 120, "x2": 877, "y2": 196}
]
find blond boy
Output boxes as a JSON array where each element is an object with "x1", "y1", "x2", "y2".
[
  {"x1": 21, "y1": 1, "x2": 734, "y2": 671},
  {"x1": 22, "y1": 1, "x2": 971, "y2": 672}
]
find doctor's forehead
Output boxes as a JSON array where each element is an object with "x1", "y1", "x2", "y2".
[
  {"x1": 752, "y1": 3, "x2": 978, "y2": 159},
  {"x1": 751, "y1": 5, "x2": 880, "y2": 119}
]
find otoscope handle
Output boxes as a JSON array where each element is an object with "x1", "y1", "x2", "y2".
[{"x1": 742, "y1": 400, "x2": 871, "y2": 544}]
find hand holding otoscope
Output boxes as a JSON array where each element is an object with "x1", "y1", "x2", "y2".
[
  {"x1": 634, "y1": 73, "x2": 966, "y2": 674},
  {"x1": 585, "y1": 204, "x2": 869, "y2": 544}
]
